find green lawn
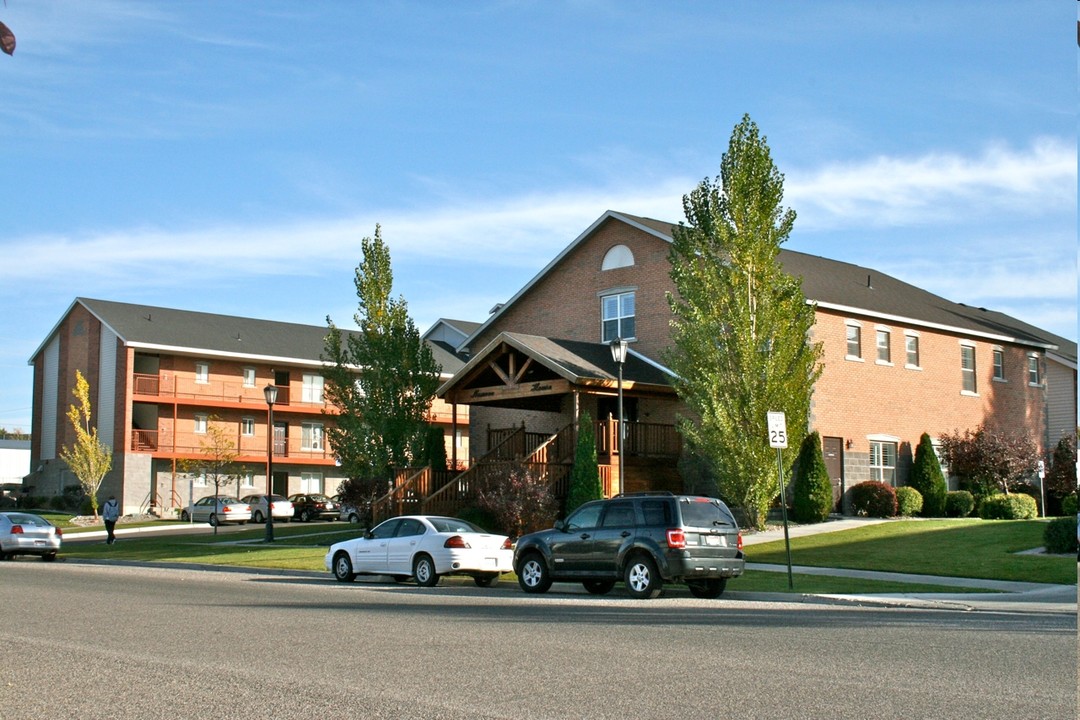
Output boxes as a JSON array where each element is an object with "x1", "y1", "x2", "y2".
[
  {"x1": 745, "y1": 518, "x2": 1076, "y2": 586},
  {"x1": 53, "y1": 516, "x2": 1077, "y2": 595}
]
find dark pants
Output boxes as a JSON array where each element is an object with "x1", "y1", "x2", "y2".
[{"x1": 104, "y1": 519, "x2": 117, "y2": 544}]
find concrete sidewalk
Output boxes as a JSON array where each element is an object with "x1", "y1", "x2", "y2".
[{"x1": 739, "y1": 515, "x2": 1077, "y2": 615}]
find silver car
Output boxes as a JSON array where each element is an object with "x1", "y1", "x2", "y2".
[
  {"x1": 0, "y1": 512, "x2": 62, "y2": 561},
  {"x1": 180, "y1": 496, "x2": 252, "y2": 526},
  {"x1": 240, "y1": 494, "x2": 293, "y2": 524}
]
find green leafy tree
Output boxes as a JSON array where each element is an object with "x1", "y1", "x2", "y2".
[
  {"x1": 324, "y1": 224, "x2": 442, "y2": 505},
  {"x1": 909, "y1": 432, "x2": 948, "y2": 516},
  {"x1": 178, "y1": 416, "x2": 242, "y2": 535},
  {"x1": 791, "y1": 431, "x2": 832, "y2": 523},
  {"x1": 58, "y1": 370, "x2": 113, "y2": 518},
  {"x1": 566, "y1": 411, "x2": 602, "y2": 514},
  {"x1": 665, "y1": 115, "x2": 823, "y2": 529}
]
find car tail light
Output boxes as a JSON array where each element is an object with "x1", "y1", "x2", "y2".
[
  {"x1": 736, "y1": 532, "x2": 743, "y2": 550},
  {"x1": 444, "y1": 535, "x2": 471, "y2": 549},
  {"x1": 10, "y1": 525, "x2": 22, "y2": 535},
  {"x1": 55, "y1": 527, "x2": 62, "y2": 538},
  {"x1": 501, "y1": 537, "x2": 513, "y2": 550},
  {"x1": 223, "y1": 506, "x2": 232, "y2": 513},
  {"x1": 666, "y1": 528, "x2": 686, "y2": 549}
]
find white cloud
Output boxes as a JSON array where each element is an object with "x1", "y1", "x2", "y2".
[{"x1": 786, "y1": 137, "x2": 1076, "y2": 230}]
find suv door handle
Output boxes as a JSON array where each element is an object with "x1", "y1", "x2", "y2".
[
  {"x1": 579, "y1": 533, "x2": 591, "y2": 539},
  {"x1": 620, "y1": 531, "x2": 631, "y2": 538}
]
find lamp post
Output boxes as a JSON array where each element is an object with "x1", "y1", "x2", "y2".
[
  {"x1": 263, "y1": 383, "x2": 278, "y2": 543},
  {"x1": 609, "y1": 337, "x2": 628, "y2": 493}
]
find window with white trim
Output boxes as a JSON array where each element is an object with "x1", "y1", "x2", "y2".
[
  {"x1": 301, "y1": 422, "x2": 324, "y2": 451},
  {"x1": 1027, "y1": 354, "x2": 1041, "y2": 386},
  {"x1": 869, "y1": 440, "x2": 897, "y2": 485},
  {"x1": 302, "y1": 374, "x2": 324, "y2": 404},
  {"x1": 905, "y1": 333, "x2": 920, "y2": 368},
  {"x1": 992, "y1": 348, "x2": 1005, "y2": 381},
  {"x1": 601, "y1": 291, "x2": 635, "y2": 343},
  {"x1": 601, "y1": 245, "x2": 635, "y2": 270},
  {"x1": 241, "y1": 417, "x2": 255, "y2": 436},
  {"x1": 876, "y1": 328, "x2": 891, "y2": 364},
  {"x1": 195, "y1": 362, "x2": 209, "y2": 384},
  {"x1": 961, "y1": 344, "x2": 977, "y2": 394},
  {"x1": 242, "y1": 367, "x2": 256, "y2": 388},
  {"x1": 194, "y1": 413, "x2": 208, "y2": 434},
  {"x1": 300, "y1": 472, "x2": 323, "y2": 494},
  {"x1": 193, "y1": 472, "x2": 207, "y2": 487},
  {"x1": 241, "y1": 472, "x2": 255, "y2": 488},
  {"x1": 845, "y1": 322, "x2": 862, "y2": 360}
]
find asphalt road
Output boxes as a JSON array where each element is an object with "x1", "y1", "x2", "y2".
[{"x1": 1, "y1": 562, "x2": 1075, "y2": 720}]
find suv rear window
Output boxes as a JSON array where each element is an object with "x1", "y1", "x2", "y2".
[
  {"x1": 679, "y1": 498, "x2": 737, "y2": 528},
  {"x1": 640, "y1": 500, "x2": 672, "y2": 526}
]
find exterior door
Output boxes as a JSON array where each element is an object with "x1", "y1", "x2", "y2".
[
  {"x1": 271, "y1": 471, "x2": 288, "y2": 496},
  {"x1": 823, "y1": 436, "x2": 844, "y2": 512},
  {"x1": 273, "y1": 422, "x2": 288, "y2": 458}
]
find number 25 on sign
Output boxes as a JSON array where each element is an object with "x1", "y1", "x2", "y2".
[{"x1": 767, "y1": 411, "x2": 788, "y2": 449}]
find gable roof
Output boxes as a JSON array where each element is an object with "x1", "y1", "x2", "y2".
[
  {"x1": 437, "y1": 331, "x2": 675, "y2": 399},
  {"x1": 459, "y1": 210, "x2": 1071, "y2": 359},
  {"x1": 31, "y1": 298, "x2": 468, "y2": 376}
]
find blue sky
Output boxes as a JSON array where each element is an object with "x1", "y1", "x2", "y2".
[{"x1": 0, "y1": 1, "x2": 1075, "y2": 432}]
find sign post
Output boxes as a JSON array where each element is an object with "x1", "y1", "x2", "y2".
[
  {"x1": 767, "y1": 411, "x2": 794, "y2": 590},
  {"x1": 1036, "y1": 460, "x2": 1045, "y2": 518}
]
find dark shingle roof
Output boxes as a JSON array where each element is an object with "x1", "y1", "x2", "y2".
[{"x1": 61, "y1": 298, "x2": 466, "y2": 374}]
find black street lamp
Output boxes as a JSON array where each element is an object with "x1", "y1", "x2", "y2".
[
  {"x1": 263, "y1": 383, "x2": 278, "y2": 543},
  {"x1": 609, "y1": 337, "x2": 628, "y2": 493}
]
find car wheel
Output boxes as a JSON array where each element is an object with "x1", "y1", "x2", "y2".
[
  {"x1": 42, "y1": 552, "x2": 57, "y2": 563},
  {"x1": 473, "y1": 573, "x2": 500, "y2": 588},
  {"x1": 349, "y1": 513, "x2": 361, "y2": 524},
  {"x1": 517, "y1": 553, "x2": 552, "y2": 594},
  {"x1": 413, "y1": 555, "x2": 439, "y2": 587},
  {"x1": 180, "y1": 510, "x2": 190, "y2": 522},
  {"x1": 208, "y1": 514, "x2": 219, "y2": 527},
  {"x1": 300, "y1": 509, "x2": 312, "y2": 522},
  {"x1": 624, "y1": 554, "x2": 663, "y2": 599},
  {"x1": 582, "y1": 580, "x2": 616, "y2": 595},
  {"x1": 332, "y1": 552, "x2": 355, "y2": 583},
  {"x1": 687, "y1": 578, "x2": 727, "y2": 599},
  {"x1": 252, "y1": 510, "x2": 264, "y2": 523}
]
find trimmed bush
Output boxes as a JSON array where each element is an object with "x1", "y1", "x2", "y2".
[
  {"x1": 791, "y1": 431, "x2": 833, "y2": 523},
  {"x1": 1043, "y1": 516, "x2": 1078, "y2": 555},
  {"x1": 566, "y1": 412, "x2": 602, "y2": 514},
  {"x1": 945, "y1": 490, "x2": 975, "y2": 518},
  {"x1": 895, "y1": 486, "x2": 923, "y2": 517},
  {"x1": 456, "y1": 506, "x2": 501, "y2": 534},
  {"x1": 909, "y1": 433, "x2": 947, "y2": 516},
  {"x1": 1061, "y1": 494, "x2": 1078, "y2": 516},
  {"x1": 849, "y1": 481, "x2": 897, "y2": 518},
  {"x1": 978, "y1": 493, "x2": 1038, "y2": 520}
]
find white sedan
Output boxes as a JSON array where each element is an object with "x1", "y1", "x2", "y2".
[{"x1": 325, "y1": 515, "x2": 513, "y2": 588}]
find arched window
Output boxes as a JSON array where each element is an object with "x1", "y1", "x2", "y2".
[{"x1": 601, "y1": 245, "x2": 634, "y2": 270}]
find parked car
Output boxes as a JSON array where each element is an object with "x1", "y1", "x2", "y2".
[
  {"x1": 289, "y1": 493, "x2": 338, "y2": 522},
  {"x1": 514, "y1": 492, "x2": 744, "y2": 599},
  {"x1": 0, "y1": 511, "x2": 62, "y2": 561},
  {"x1": 180, "y1": 496, "x2": 252, "y2": 526},
  {"x1": 240, "y1": 494, "x2": 293, "y2": 524},
  {"x1": 325, "y1": 515, "x2": 513, "y2": 587},
  {"x1": 332, "y1": 495, "x2": 370, "y2": 525}
]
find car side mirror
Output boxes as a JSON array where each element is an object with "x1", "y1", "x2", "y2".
[
  {"x1": 363, "y1": 530, "x2": 374, "y2": 540},
  {"x1": 553, "y1": 519, "x2": 567, "y2": 532}
]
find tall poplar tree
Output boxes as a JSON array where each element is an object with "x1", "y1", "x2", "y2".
[
  {"x1": 59, "y1": 370, "x2": 113, "y2": 518},
  {"x1": 665, "y1": 115, "x2": 822, "y2": 529},
  {"x1": 323, "y1": 225, "x2": 441, "y2": 504}
]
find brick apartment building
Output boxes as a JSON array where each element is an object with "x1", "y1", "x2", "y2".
[
  {"x1": 26, "y1": 299, "x2": 470, "y2": 515},
  {"x1": 438, "y1": 210, "x2": 1076, "y2": 508}
]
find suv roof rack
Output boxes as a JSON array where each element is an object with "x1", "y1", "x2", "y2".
[{"x1": 611, "y1": 491, "x2": 676, "y2": 498}]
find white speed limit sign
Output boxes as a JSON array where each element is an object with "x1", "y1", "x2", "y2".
[{"x1": 767, "y1": 411, "x2": 788, "y2": 448}]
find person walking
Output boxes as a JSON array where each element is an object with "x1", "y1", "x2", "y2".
[{"x1": 102, "y1": 495, "x2": 120, "y2": 545}]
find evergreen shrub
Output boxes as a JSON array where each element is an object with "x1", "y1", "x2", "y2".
[
  {"x1": 895, "y1": 486, "x2": 923, "y2": 517},
  {"x1": 1043, "y1": 516, "x2": 1078, "y2": 555},
  {"x1": 1061, "y1": 494, "x2": 1078, "y2": 516},
  {"x1": 908, "y1": 433, "x2": 947, "y2": 516},
  {"x1": 977, "y1": 493, "x2": 1038, "y2": 520},
  {"x1": 945, "y1": 490, "x2": 975, "y2": 518},
  {"x1": 849, "y1": 481, "x2": 897, "y2": 518},
  {"x1": 791, "y1": 431, "x2": 833, "y2": 523}
]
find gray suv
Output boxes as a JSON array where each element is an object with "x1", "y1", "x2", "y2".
[{"x1": 514, "y1": 492, "x2": 744, "y2": 599}]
